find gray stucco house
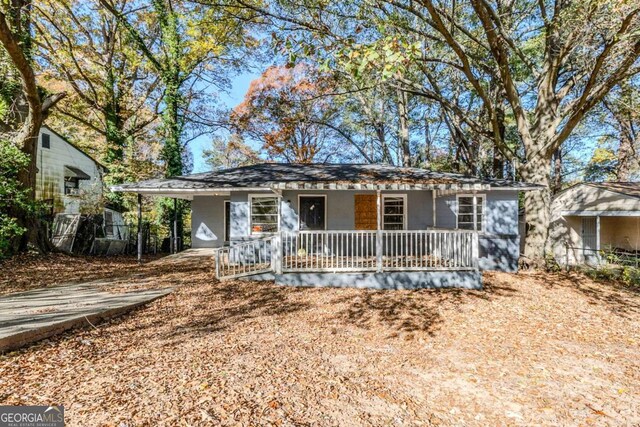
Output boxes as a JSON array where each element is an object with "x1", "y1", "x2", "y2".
[{"x1": 114, "y1": 163, "x2": 539, "y2": 289}]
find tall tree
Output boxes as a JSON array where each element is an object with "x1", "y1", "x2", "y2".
[
  {"x1": 0, "y1": 0, "x2": 65, "y2": 252},
  {"x1": 232, "y1": 64, "x2": 358, "y2": 163},
  {"x1": 240, "y1": 0, "x2": 640, "y2": 261},
  {"x1": 98, "y1": 0, "x2": 254, "y2": 246},
  {"x1": 603, "y1": 81, "x2": 640, "y2": 180},
  {"x1": 35, "y1": 0, "x2": 161, "y2": 207}
]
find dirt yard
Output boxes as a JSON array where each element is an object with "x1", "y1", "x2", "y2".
[{"x1": 0, "y1": 254, "x2": 639, "y2": 426}]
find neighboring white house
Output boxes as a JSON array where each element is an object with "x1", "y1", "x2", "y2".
[
  {"x1": 549, "y1": 182, "x2": 640, "y2": 266},
  {"x1": 35, "y1": 125, "x2": 129, "y2": 252},
  {"x1": 35, "y1": 125, "x2": 106, "y2": 215}
]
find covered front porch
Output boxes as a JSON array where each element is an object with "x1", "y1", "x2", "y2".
[
  {"x1": 215, "y1": 228, "x2": 478, "y2": 277},
  {"x1": 212, "y1": 187, "x2": 485, "y2": 287}
]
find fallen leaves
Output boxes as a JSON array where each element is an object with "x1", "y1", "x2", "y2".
[{"x1": 0, "y1": 256, "x2": 638, "y2": 426}]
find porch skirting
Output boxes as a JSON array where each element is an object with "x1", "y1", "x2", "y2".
[{"x1": 271, "y1": 270, "x2": 482, "y2": 290}]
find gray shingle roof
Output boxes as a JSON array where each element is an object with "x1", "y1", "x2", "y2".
[{"x1": 112, "y1": 163, "x2": 541, "y2": 194}]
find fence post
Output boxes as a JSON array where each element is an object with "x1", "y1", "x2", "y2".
[
  {"x1": 471, "y1": 231, "x2": 479, "y2": 268},
  {"x1": 376, "y1": 190, "x2": 383, "y2": 272}
]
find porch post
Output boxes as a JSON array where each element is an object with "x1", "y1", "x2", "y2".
[
  {"x1": 472, "y1": 231, "x2": 479, "y2": 268},
  {"x1": 376, "y1": 189, "x2": 383, "y2": 272},
  {"x1": 472, "y1": 192, "x2": 479, "y2": 268},
  {"x1": 272, "y1": 232, "x2": 282, "y2": 274},
  {"x1": 432, "y1": 189, "x2": 437, "y2": 227},
  {"x1": 137, "y1": 193, "x2": 143, "y2": 263}
]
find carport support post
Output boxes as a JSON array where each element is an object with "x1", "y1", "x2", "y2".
[
  {"x1": 173, "y1": 198, "x2": 178, "y2": 254},
  {"x1": 376, "y1": 190, "x2": 383, "y2": 272},
  {"x1": 137, "y1": 193, "x2": 143, "y2": 263},
  {"x1": 596, "y1": 215, "x2": 601, "y2": 264}
]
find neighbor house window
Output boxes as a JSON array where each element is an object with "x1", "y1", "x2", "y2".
[
  {"x1": 382, "y1": 195, "x2": 406, "y2": 230},
  {"x1": 41, "y1": 133, "x2": 50, "y2": 149},
  {"x1": 250, "y1": 195, "x2": 279, "y2": 234},
  {"x1": 64, "y1": 177, "x2": 80, "y2": 195},
  {"x1": 456, "y1": 195, "x2": 484, "y2": 231}
]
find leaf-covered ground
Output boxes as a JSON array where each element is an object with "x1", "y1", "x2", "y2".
[
  {"x1": 0, "y1": 253, "x2": 163, "y2": 296},
  {"x1": 0, "y1": 254, "x2": 639, "y2": 426}
]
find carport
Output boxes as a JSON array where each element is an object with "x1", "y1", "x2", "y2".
[{"x1": 549, "y1": 182, "x2": 640, "y2": 266}]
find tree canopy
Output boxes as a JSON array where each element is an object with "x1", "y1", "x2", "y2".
[{"x1": 0, "y1": 0, "x2": 638, "y2": 260}]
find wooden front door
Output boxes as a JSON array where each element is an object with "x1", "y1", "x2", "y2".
[{"x1": 354, "y1": 194, "x2": 378, "y2": 230}]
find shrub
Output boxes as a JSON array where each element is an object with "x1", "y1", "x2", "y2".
[{"x1": 0, "y1": 139, "x2": 32, "y2": 258}]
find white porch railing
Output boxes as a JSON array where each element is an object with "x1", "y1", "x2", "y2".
[
  {"x1": 214, "y1": 230, "x2": 478, "y2": 279},
  {"x1": 214, "y1": 237, "x2": 274, "y2": 279},
  {"x1": 282, "y1": 230, "x2": 477, "y2": 272}
]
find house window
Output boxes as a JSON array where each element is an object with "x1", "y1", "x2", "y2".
[
  {"x1": 382, "y1": 195, "x2": 406, "y2": 230},
  {"x1": 42, "y1": 133, "x2": 50, "y2": 149},
  {"x1": 250, "y1": 195, "x2": 279, "y2": 234},
  {"x1": 456, "y1": 195, "x2": 484, "y2": 231},
  {"x1": 64, "y1": 177, "x2": 80, "y2": 195}
]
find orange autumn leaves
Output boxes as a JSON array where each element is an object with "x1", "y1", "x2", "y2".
[{"x1": 231, "y1": 64, "x2": 338, "y2": 163}]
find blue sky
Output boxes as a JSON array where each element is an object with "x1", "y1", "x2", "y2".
[{"x1": 189, "y1": 71, "x2": 259, "y2": 173}]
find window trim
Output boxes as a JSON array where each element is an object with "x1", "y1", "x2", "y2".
[
  {"x1": 297, "y1": 194, "x2": 328, "y2": 231},
  {"x1": 249, "y1": 193, "x2": 280, "y2": 235},
  {"x1": 455, "y1": 193, "x2": 485, "y2": 232},
  {"x1": 381, "y1": 194, "x2": 408, "y2": 231},
  {"x1": 223, "y1": 200, "x2": 230, "y2": 242}
]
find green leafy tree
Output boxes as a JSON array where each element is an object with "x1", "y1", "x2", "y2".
[
  {"x1": 35, "y1": 0, "x2": 162, "y2": 209},
  {"x1": 244, "y1": 0, "x2": 640, "y2": 261},
  {"x1": 0, "y1": 0, "x2": 66, "y2": 253},
  {"x1": 203, "y1": 134, "x2": 259, "y2": 170},
  {"x1": 0, "y1": 139, "x2": 33, "y2": 257}
]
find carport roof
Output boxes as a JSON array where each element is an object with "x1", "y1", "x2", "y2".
[
  {"x1": 112, "y1": 163, "x2": 542, "y2": 198},
  {"x1": 588, "y1": 182, "x2": 640, "y2": 199}
]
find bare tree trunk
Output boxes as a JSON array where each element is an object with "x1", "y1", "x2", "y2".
[
  {"x1": 423, "y1": 116, "x2": 432, "y2": 168},
  {"x1": 616, "y1": 121, "x2": 637, "y2": 181},
  {"x1": 519, "y1": 154, "x2": 552, "y2": 264},
  {"x1": 397, "y1": 89, "x2": 411, "y2": 167},
  {"x1": 551, "y1": 148, "x2": 562, "y2": 194},
  {"x1": 374, "y1": 122, "x2": 392, "y2": 164}
]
